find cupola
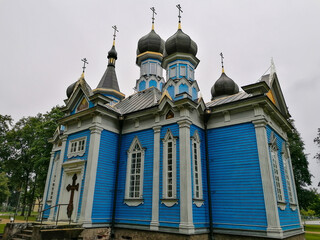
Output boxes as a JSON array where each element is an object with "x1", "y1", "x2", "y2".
[{"x1": 211, "y1": 53, "x2": 239, "y2": 100}]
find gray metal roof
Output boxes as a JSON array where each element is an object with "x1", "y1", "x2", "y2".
[
  {"x1": 206, "y1": 91, "x2": 251, "y2": 108},
  {"x1": 97, "y1": 65, "x2": 120, "y2": 91},
  {"x1": 113, "y1": 87, "x2": 161, "y2": 114}
]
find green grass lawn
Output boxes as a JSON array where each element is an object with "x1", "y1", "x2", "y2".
[
  {"x1": 306, "y1": 233, "x2": 320, "y2": 240},
  {"x1": 305, "y1": 224, "x2": 320, "y2": 233},
  {"x1": 0, "y1": 224, "x2": 5, "y2": 234}
]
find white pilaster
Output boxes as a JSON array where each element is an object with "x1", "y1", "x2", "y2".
[
  {"x1": 42, "y1": 151, "x2": 55, "y2": 206},
  {"x1": 150, "y1": 125, "x2": 161, "y2": 230},
  {"x1": 49, "y1": 135, "x2": 67, "y2": 221},
  {"x1": 178, "y1": 119, "x2": 194, "y2": 234},
  {"x1": 81, "y1": 124, "x2": 103, "y2": 227},
  {"x1": 253, "y1": 119, "x2": 283, "y2": 238}
]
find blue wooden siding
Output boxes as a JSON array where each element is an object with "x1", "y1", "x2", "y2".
[
  {"x1": 208, "y1": 123, "x2": 267, "y2": 231},
  {"x1": 159, "y1": 124, "x2": 180, "y2": 228},
  {"x1": 64, "y1": 130, "x2": 91, "y2": 162},
  {"x1": 139, "y1": 81, "x2": 146, "y2": 91},
  {"x1": 167, "y1": 85, "x2": 175, "y2": 99},
  {"x1": 266, "y1": 126, "x2": 301, "y2": 230},
  {"x1": 149, "y1": 80, "x2": 157, "y2": 88},
  {"x1": 115, "y1": 128, "x2": 154, "y2": 226},
  {"x1": 179, "y1": 83, "x2": 188, "y2": 94},
  {"x1": 190, "y1": 125, "x2": 209, "y2": 229},
  {"x1": 91, "y1": 130, "x2": 119, "y2": 223}
]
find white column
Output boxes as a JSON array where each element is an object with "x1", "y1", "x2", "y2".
[
  {"x1": 42, "y1": 151, "x2": 55, "y2": 205},
  {"x1": 178, "y1": 119, "x2": 194, "y2": 234},
  {"x1": 49, "y1": 135, "x2": 67, "y2": 221},
  {"x1": 150, "y1": 125, "x2": 161, "y2": 230},
  {"x1": 81, "y1": 125, "x2": 103, "y2": 227},
  {"x1": 253, "y1": 119, "x2": 283, "y2": 238}
]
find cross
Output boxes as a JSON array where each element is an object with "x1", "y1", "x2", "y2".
[
  {"x1": 220, "y1": 52, "x2": 224, "y2": 72},
  {"x1": 150, "y1": 7, "x2": 157, "y2": 24},
  {"x1": 176, "y1": 4, "x2": 183, "y2": 23},
  {"x1": 66, "y1": 173, "x2": 79, "y2": 219},
  {"x1": 112, "y1": 25, "x2": 119, "y2": 43},
  {"x1": 81, "y1": 58, "x2": 88, "y2": 73}
]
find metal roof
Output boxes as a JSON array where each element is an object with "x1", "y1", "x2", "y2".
[
  {"x1": 206, "y1": 91, "x2": 251, "y2": 108},
  {"x1": 113, "y1": 87, "x2": 161, "y2": 114}
]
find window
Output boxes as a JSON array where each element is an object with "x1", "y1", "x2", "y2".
[
  {"x1": 67, "y1": 137, "x2": 87, "y2": 158},
  {"x1": 269, "y1": 132, "x2": 285, "y2": 209},
  {"x1": 189, "y1": 67, "x2": 194, "y2": 80},
  {"x1": 192, "y1": 131, "x2": 203, "y2": 206},
  {"x1": 170, "y1": 67, "x2": 176, "y2": 78},
  {"x1": 180, "y1": 66, "x2": 186, "y2": 76},
  {"x1": 150, "y1": 62, "x2": 156, "y2": 75},
  {"x1": 282, "y1": 142, "x2": 296, "y2": 208},
  {"x1": 125, "y1": 137, "x2": 145, "y2": 206},
  {"x1": 162, "y1": 129, "x2": 177, "y2": 207}
]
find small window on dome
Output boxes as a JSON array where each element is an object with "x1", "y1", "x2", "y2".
[
  {"x1": 166, "y1": 110, "x2": 174, "y2": 119},
  {"x1": 150, "y1": 63, "x2": 156, "y2": 75},
  {"x1": 180, "y1": 66, "x2": 186, "y2": 76},
  {"x1": 77, "y1": 97, "x2": 89, "y2": 112},
  {"x1": 170, "y1": 67, "x2": 176, "y2": 78}
]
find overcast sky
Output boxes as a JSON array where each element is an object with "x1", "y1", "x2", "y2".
[{"x1": 1, "y1": 0, "x2": 319, "y2": 187}]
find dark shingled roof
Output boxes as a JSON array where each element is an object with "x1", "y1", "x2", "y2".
[
  {"x1": 206, "y1": 91, "x2": 250, "y2": 108},
  {"x1": 165, "y1": 29, "x2": 197, "y2": 56},
  {"x1": 113, "y1": 87, "x2": 161, "y2": 114},
  {"x1": 97, "y1": 65, "x2": 120, "y2": 91}
]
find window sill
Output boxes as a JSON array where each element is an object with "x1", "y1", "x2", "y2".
[
  {"x1": 193, "y1": 198, "x2": 204, "y2": 207},
  {"x1": 289, "y1": 203, "x2": 297, "y2": 211},
  {"x1": 67, "y1": 151, "x2": 85, "y2": 159},
  {"x1": 278, "y1": 201, "x2": 286, "y2": 210},
  {"x1": 161, "y1": 198, "x2": 178, "y2": 207},
  {"x1": 124, "y1": 198, "x2": 144, "y2": 207}
]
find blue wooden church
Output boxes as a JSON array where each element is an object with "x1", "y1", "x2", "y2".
[{"x1": 42, "y1": 6, "x2": 304, "y2": 240}]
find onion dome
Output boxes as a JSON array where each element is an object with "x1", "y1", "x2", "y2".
[
  {"x1": 108, "y1": 45, "x2": 117, "y2": 60},
  {"x1": 66, "y1": 81, "x2": 77, "y2": 98},
  {"x1": 137, "y1": 30, "x2": 165, "y2": 55},
  {"x1": 211, "y1": 72, "x2": 239, "y2": 99},
  {"x1": 165, "y1": 29, "x2": 197, "y2": 56}
]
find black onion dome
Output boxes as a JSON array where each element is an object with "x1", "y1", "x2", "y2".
[
  {"x1": 108, "y1": 45, "x2": 117, "y2": 60},
  {"x1": 66, "y1": 81, "x2": 77, "y2": 98},
  {"x1": 211, "y1": 72, "x2": 239, "y2": 99},
  {"x1": 137, "y1": 30, "x2": 165, "y2": 55},
  {"x1": 165, "y1": 29, "x2": 197, "y2": 56}
]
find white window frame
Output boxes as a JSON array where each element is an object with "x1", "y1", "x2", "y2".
[
  {"x1": 162, "y1": 129, "x2": 178, "y2": 207},
  {"x1": 192, "y1": 131, "x2": 204, "y2": 207},
  {"x1": 170, "y1": 66, "x2": 176, "y2": 78},
  {"x1": 67, "y1": 137, "x2": 86, "y2": 158},
  {"x1": 180, "y1": 65, "x2": 186, "y2": 77},
  {"x1": 150, "y1": 62, "x2": 156, "y2": 75},
  {"x1": 124, "y1": 137, "x2": 145, "y2": 206},
  {"x1": 269, "y1": 132, "x2": 286, "y2": 210},
  {"x1": 282, "y1": 142, "x2": 297, "y2": 210}
]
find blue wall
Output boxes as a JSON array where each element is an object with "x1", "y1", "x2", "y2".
[
  {"x1": 190, "y1": 125, "x2": 209, "y2": 229},
  {"x1": 91, "y1": 130, "x2": 119, "y2": 223},
  {"x1": 266, "y1": 126, "x2": 301, "y2": 230},
  {"x1": 115, "y1": 128, "x2": 154, "y2": 226},
  {"x1": 159, "y1": 124, "x2": 180, "y2": 228},
  {"x1": 208, "y1": 123, "x2": 267, "y2": 231}
]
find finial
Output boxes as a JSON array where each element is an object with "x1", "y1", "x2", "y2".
[
  {"x1": 112, "y1": 25, "x2": 119, "y2": 46},
  {"x1": 176, "y1": 4, "x2": 183, "y2": 29},
  {"x1": 269, "y1": 57, "x2": 276, "y2": 83},
  {"x1": 81, "y1": 58, "x2": 89, "y2": 74},
  {"x1": 150, "y1": 7, "x2": 157, "y2": 30},
  {"x1": 220, "y1": 52, "x2": 224, "y2": 73}
]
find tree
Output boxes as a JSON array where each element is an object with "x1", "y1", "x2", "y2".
[
  {"x1": 287, "y1": 119, "x2": 312, "y2": 210},
  {"x1": 314, "y1": 128, "x2": 320, "y2": 162},
  {"x1": 0, "y1": 172, "x2": 10, "y2": 205},
  {"x1": 0, "y1": 115, "x2": 12, "y2": 170}
]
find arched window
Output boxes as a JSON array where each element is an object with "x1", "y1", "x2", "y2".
[
  {"x1": 282, "y1": 142, "x2": 296, "y2": 208},
  {"x1": 162, "y1": 129, "x2": 177, "y2": 206},
  {"x1": 125, "y1": 137, "x2": 145, "y2": 206},
  {"x1": 269, "y1": 132, "x2": 285, "y2": 205},
  {"x1": 192, "y1": 131, "x2": 203, "y2": 204}
]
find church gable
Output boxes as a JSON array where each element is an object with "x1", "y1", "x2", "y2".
[{"x1": 65, "y1": 85, "x2": 94, "y2": 115}]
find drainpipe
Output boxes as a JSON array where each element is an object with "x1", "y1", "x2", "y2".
[
  {"x1": 111, "y1": 116, "x2": 124, "y2": 239},
  {"x1": 204, "y1": 109, "x2": 214, "y2": 240}
]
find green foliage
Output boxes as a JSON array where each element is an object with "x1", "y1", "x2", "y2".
[
  {"x1": 314, "y1": 128, "x2": 320, "y2": 162},
  {"x1": 301, "y1": 209, "x2": 316, "y2": 217},
  {"x1": 0, "y1": 106, "x2": 63, "y2": 215},
  {"x1": 288, "y1": 119, "x2": 312, "y2": 209},
  {"x1": 0, "y1": 172, "x2": 10, "y2": 204}
]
